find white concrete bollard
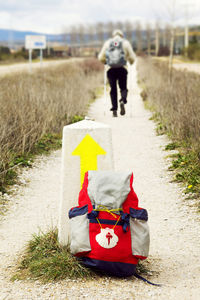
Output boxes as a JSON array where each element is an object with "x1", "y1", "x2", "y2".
[{"x1": 58, "y1": 119, "x2": 114, "y2": 246}]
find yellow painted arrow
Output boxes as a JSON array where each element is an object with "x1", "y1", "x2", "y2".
[{"x1": 72, "y1": 134, "x2": 106, "y2": 186}]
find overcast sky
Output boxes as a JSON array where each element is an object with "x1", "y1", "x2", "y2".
[{"x1": 0, "y1": 0, "x2": 200, "y2": 33}]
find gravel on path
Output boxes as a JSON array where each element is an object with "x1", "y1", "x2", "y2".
[{"x1": 0, "y1": 63, "x2": 199, "y2": 300}]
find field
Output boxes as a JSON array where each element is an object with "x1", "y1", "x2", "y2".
[{"x1": 0, "y1": 58, "x2": 103, "y2": 193}]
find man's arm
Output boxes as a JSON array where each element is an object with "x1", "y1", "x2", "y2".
[
  {"x1": 124, "y1": 40, "x2": 136, "y2": 64},
  {"x1": 98, "y1": 40, "x2": 109, "y2": 64}
]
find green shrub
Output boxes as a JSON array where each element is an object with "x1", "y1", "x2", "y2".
[{"x1": 183, "y1": 43, "x2": 200, "y2": 60}]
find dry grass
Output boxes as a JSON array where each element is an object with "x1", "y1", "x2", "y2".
[
  {"x1": 137, "y1": 58, "x2": 200, "y2": 147},
  {"x1": 137, "y1": 58, "x2": 200, "y2": 201},
  {"x1": 0, "y1": 58, "x2": 103, "y2": 192}
]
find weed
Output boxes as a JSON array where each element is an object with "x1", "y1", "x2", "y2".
[
  {"x1": 169, "y1": 149, "x2": 200, "y2": 200},
  {"x1": 70, "y1": 115, "x2": 84, "y2": 124},
  {"x1": 11, "y1": 156, "x2": 32, "y2": 168},
  {"x1": 165, "y1": 142, "x2": 180, "y2": 151},
  {"x1": 0, "y1": 169, "x2": 18, "y2": 194},
  {"x1": 140, "y1": 90, "x2": 148, "y2": 101},
  {"x1": 33, "y1": 133, "x2": 62, "y2": 154},
  {"x1": 136, "y1": 260, "x2": 151, "y2": 275},
  {"x1": 156, "y1": 122, "x2": 167, "y2": 136}
]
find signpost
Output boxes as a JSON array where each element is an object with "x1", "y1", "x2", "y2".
[
  {"x1": 25, "y1": 35, "x2": 46, "y2": 72},
  {"x1": 58, "y1": 119, "x2": 114, "y2": 246}
]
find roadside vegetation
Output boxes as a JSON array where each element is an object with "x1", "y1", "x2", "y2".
[
  {"x1": 0, "y1": 46, "x2": 70, "y2": 64},
  {"x1": 12, "y1": 229, "x2": 152, "y2": 282},
  {"x1": 0, "y1": 58, "x2": 103, "y2": 200},
  {"x1": 138, "y1": 57, "x2": 200, "y2": 209},
  {"x1": 0, "y1": 46, "x2": 38, "y2": 64}
]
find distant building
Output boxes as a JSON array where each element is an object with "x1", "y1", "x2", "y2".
[{"x1": 51, "y1": 45, "x2": 69, "y2": 57}]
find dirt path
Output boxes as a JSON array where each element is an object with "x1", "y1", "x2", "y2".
[
  {"x1": 173, "y1": 62, "x2": 200, "y2": 74},
  {"x1": 0, "y1": 64, "x2": 199, "y2": 300}
]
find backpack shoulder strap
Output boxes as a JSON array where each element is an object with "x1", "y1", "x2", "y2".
[{"x1": 134, "y1": 273, "x2": 162, "y2": 287}]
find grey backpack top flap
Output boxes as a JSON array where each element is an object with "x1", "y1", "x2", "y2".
[{"x1": 87, "y1": 170, "x2": 132, "y2": 209}]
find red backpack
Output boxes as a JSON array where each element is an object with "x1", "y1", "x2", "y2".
[{"x1": 69, "y1": 171, "x2": 150, "y2": 277}]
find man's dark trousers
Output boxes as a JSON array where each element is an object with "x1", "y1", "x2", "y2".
[{"x1": 107, "y1": 67, "x2": 128, "y2": 111}]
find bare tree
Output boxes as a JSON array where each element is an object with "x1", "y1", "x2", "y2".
[
  {"x1": 96, "y1": 22, "x2": 105, "y2": 44},
  {"x1": 162, "y1": 24, "x2": 167, "y2": 47},
  {"x1": 106, "y1": 21, "x2": 114, "y2": 39},
  {"x1": 167, "y1": 0, "x2": 177, "y2": 81},
  {"x1": 135, "y1": 21, "x2": 142, "y2": 53},
  {"x1": 69, "y1": 25, "x2": 77, "y2": 46},
  {"x1": 78, "y1": 24, "x2": 85, "y2": 46},
  {"x1": 69, "y1": 25, "x2": 79, "y2": 56},
  {"x1": 155, "y1": 22, "x2": 160, "y2": 56},
  {"x1": 146, "y1": 23, "x2": 151, "y2": 56},
  {"x1": 115, "y1": 21, "x2": 124, "y2": 31},
  {"x1": 62, "y1": 26, "x2": 69, "y2": 45},
  {"x1": 164, "y1": 23, "x2": 171, "y2": 48},
  {"x1": 87, "y1": 24, "x2": 96, "y2": 46},
  {"x1": 124, "y1": 20, "x2": 133, "y2": 42}
]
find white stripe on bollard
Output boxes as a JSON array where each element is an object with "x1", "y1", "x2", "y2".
[{"x1": 58, "y1": 119, "x2": 114, "y2": 246}]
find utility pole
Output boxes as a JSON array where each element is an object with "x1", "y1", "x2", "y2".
[
  {"x1": 8, "y1": 16, "x2": 14, "y2": 50},
  {"x1": 146, "y1": 23, "x2": 151, "y2": 56},
  {"x1": 181, "y1": 1, "x2": 196, "y2": 53},
  {"x1": 167, "y1": 0, "x2": 176, "y2": 82},
  {"x1": 183, "y1": 3, "x2": 189, "y2": 48},
  {"x1": 155, "y1": 22, "x2": 160, "y2": 56}
]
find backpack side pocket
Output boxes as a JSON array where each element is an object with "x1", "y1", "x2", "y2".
[
  {"x1": 69, "y1": 205, "x2": 91, "y2": 255},
  {"x1": 129, "y1": 208, "x2": 150, "y2": 258}
]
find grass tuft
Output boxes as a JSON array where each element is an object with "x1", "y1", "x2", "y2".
[
  {"x1": 165, "y1": 142, "x2": 180, "y2": 151},
  {"x1": 69, "y1": 115, "x2": 84, "y2": 124},
  {"x1": 12, "y1": 229, "x2": 94, "y2": 282}
]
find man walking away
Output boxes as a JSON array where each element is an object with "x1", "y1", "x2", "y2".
[{"x1": 98, "y1": 29, "x2": 136, "y2": 117}]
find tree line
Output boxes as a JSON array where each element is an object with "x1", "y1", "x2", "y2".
[{"x1": 62, "y1": 20, "x2": 194, "y2": 56}]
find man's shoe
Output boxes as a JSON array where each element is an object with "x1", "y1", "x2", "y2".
[
  {"x1": 120, "y1": 97, "x2": 127, "y2": 104},
  {"x1": 113, "y1": 110, "x2": 118, "y2": 117},
  {"x1": 120, "y1": 101, "x2": 125, "y2": 115}
]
